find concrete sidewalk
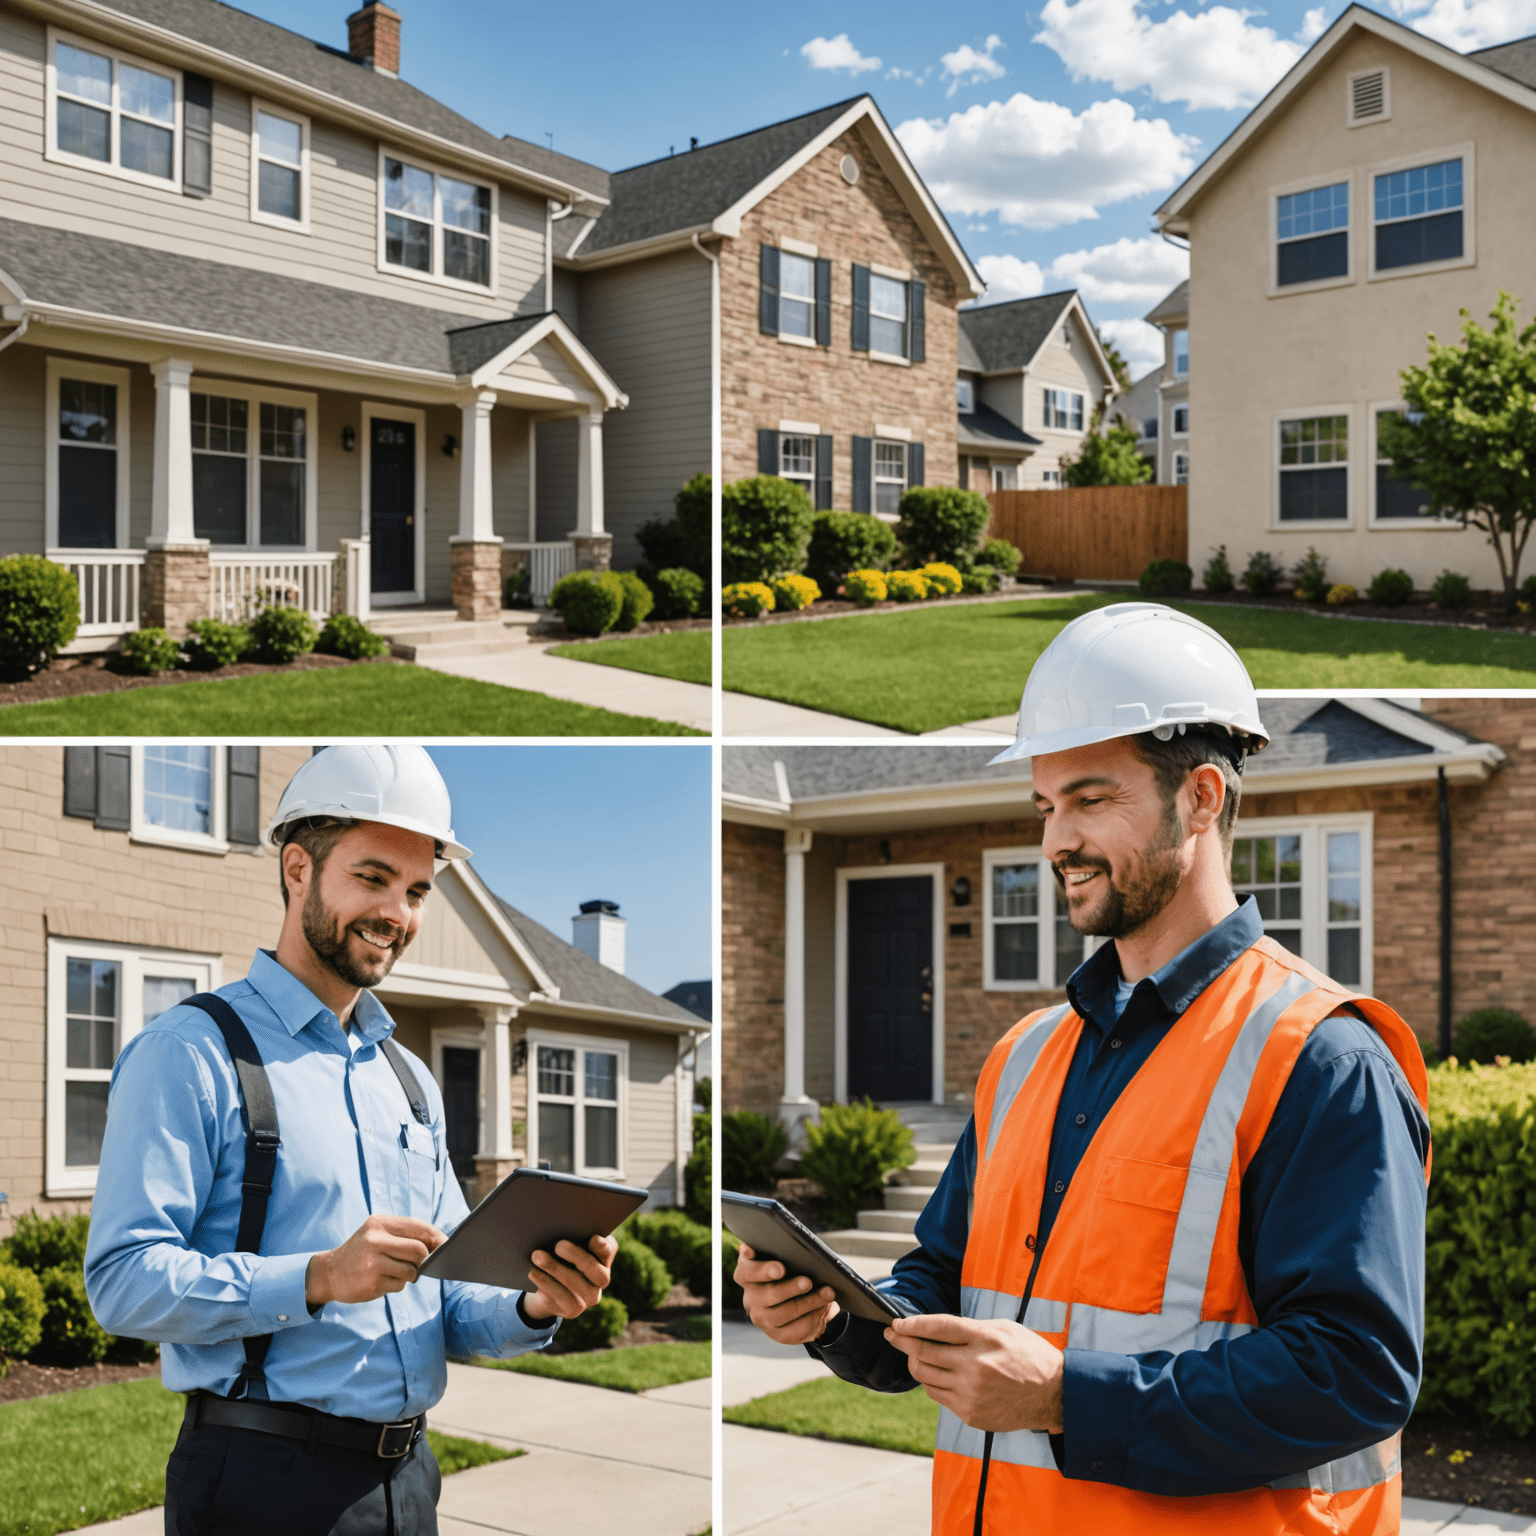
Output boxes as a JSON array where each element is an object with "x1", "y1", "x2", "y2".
[{"x1": 722, "y1": 692, "x2": 1014, "y2": 742}]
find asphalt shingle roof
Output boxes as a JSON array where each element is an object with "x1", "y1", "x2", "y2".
[
  {"x1": 1468, "y1": 33, "x2": 1536, "y2": 89},
  {"x1": 1144, "y1": 280, "x2": 1189, "y2": 327},
  {"x1": 958, "y1": 291, "x2": 1077, "y2": 373},
  {"x1": 958, "y1": 403, "x2": 1040, "y2": 451},
  {"x1": 662, "y1": 981, "x2": 713, "y2": 1023}
]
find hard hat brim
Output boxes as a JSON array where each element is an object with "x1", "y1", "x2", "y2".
[
  {"x1": 268, "y1": 809, "x2": 472, "y2": 861},
  {"x1": 987, "y1": 716, "x2": 1268, "y2": 767}
]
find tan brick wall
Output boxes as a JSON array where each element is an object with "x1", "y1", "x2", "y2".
[
  {"x1": 719, "y1": 129, "x2": 962, "y2": 504},
  {"x1": 721, "y1": 822, "x2": 786, "y2": 1113}
]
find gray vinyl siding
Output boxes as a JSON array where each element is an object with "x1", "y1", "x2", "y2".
[
  {"x1": 534, "y1": 417, "x2": 577, "y2": 543},
  {"x1": 0, "y1": 341, "x2": 44, "y2": 553},
  {"x1": 574, "y1": 248, "x2": 711, "y2": 568},
  {"x1": 0, "y1": 9, "x2": 547, "y2": 321},
  {"x1": 423, "y1": 402, "x2": 458, "y2": 603},
  {"x1": 490, "y1": 405, "x2": 533, "y2": 543},
  {"x1": 979, "y1": 374, "x2": 1027, "y2": 432},
  {"x1": 314, "y1": 391, "x2": 360, "y2": 553},
  {"x1": 552, "y1": 265, "x2": 579, "y2": 331}
]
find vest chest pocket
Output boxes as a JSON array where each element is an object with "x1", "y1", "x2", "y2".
[
  {"x1": 400, "y1": 1122, "x2": 440, "y2": 1220},
  {"x1": 1074, "y1": 1156, "x2": 1188, "y2": 1315}
]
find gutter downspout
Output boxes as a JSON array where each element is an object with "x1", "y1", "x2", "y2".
[
  {"x1": 0, "y1": 312, "x2": 31, "y2": 357},
  {"x1": 1438, "y1": 766, "x2": 1453, "y2": 1058},
  {"x1": 691, "y1": 232, "x2": 722, "y2": 736}
]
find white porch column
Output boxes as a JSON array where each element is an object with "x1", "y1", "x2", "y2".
[
  {"x1": 456, "y1": 390, "x2": 497, "y2": 541},
  {"x1": 781, "y1": 828, "x2": 818, "y2": 1143},
  {"x1": 149, "y1": 358, "x2": 197, "y2": 545},
  {"x1": 572, "y1": 407, "x2": 605, "y2": 536}
]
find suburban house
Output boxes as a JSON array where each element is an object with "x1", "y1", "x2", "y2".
[
  {"x1": 0, "y1": 744, "x2": 707, "y2": 1235},
  {"x1": 1156, "y1": 4, "x2": 1536, "y2": 590},
  {"x1": 720, "y1": 698, "x2": 1526, "y2": 1128},
  {"x1": 1107, "y1": 281, "x2": 1189, "y2": 485},
  {"x1": 956, "y1": 291, "x2": 1119, "y2": 491}
]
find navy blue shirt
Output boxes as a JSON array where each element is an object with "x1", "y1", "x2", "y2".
[{"x1": 810, "y1": 898, "x2": 1431, "y2": 1496}]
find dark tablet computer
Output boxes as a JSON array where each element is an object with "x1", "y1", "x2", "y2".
[
  {"x1": 722, "y1": 1191, "x2": 918, "y2": 1324},
  {"x1": 417, "y1": 1166, "x2": 648, "y2": 1290}
]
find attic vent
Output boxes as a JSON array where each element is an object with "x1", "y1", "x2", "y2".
[
  {"x1": 1349, "y1": 68, "x2": 1389, "y2": 125},
  {"x1": 840, "y1": 154, "x2": 860, "y2": 185}
]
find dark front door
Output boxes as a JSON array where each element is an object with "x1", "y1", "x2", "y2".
[
  {"x1": 442, "y1": 1046, "x2": 480, "y2": 1201},
  {"x1": 370, "y1": 418, "x2": 415, "y2": 594},
  {"x1": 847, "y1": 875, "x2": 933, "y2": 1102}
]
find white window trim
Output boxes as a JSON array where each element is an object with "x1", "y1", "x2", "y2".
[
  {"x1": 45, "y1": 356, "x2": 131, "y2": 551},
  {"x1": 869, "y1": 261, "x2": 913, "y2": 282},
  {"x1": 129, "y1": 744, "x2": 231, "y2": 853},
  {"x1": 46, "y1": 936, "x2": 221, "y2": 1198},
  {"x1": 778, "y1": 333, "x2": 817, "y2": 349},
  {"x1": 524, "y1": 1028, "x2": 628, "y2": 1180},
  {"x1": 981, "y1": 847, "x2": 1099, "y2": 993},
  {"x1": 1042, "y1": 387, "x2": 1086, "y2": 434},
  {"x1": 1232, "y1": 812, "x2": 1374, "y2": 993},
  {"x1": 376, "y1": 145, "x2": 500, "y2": 297},
  {"x1": 872, "y1": 438, "x2": 908, "y2": 515},
  {"x1": 778, "y1": 431, "x2": 815, "y2": 496},
  {"x1": 360, "y1": 401, "x2": 428, "y2": 606},
  {"x1": 1367, "y1": 399, "x2": 1459, "y2": 529},
  {"x1": 249, "y1": 97, "x2": 311, "y2": 234},
  {"x1": 1366, "y1": 141, "x2": 1475, "y2": 283},
  {"x1": 780, "y1": 236, "x2": 818, "y2": 258},
  {"x1": 777, "y1": 250, "x2": 817, "y2": 344},
  {"x1": 1271, "y1": 402, "x2": 1354, "y2": 531},
  {"x1": 833, "y1": 863, "x2": 946, "y2": 1107},
  {"x1": 191, "y1": 381, "x2": 320, "y2": 550},
  {"x1": 1174, "y1": 453, "x2": 1190, "y2": 486},
  {"x1": 1347, "y1": 65, "x2": 1392, "y2": 129},
  {"x1": 45, "y1": 26, "x2": 183, "y2": 192},
  {"x1": 868, "y1": 273, "x2": 910, "y2": 366},
  {"x1": 956, "y1": 377, "x2": 975, "y2": 412},
  {"x1": 1268, "y1": 168, "x2": 1357, "y2": 298},
  {"x1": 1171, "y1": 330, "x2": 1190, "y2": 380}
]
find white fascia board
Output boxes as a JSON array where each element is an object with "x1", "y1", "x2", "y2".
[
  {"x1": 1334, "y1": 697, "x2": 1506, "y2": 758},
  {"x1": 442, "y1": 861, "x2": 560, "y2": 999},
  {"x1": 1245, "y1": 749, "x2": 1499, "y2": 794},
  {"x1": 373, "y1": 962, "x2": 521, "y2": 1007},
  {"x1": 1067, "y1": 294, "x2": 1119, "y2": 393},
  {"x1": 23, "y1": 0, "x2": 609, "y2": 209},
  {"x1": 1156, "y1": 4, "x2": 1536, "y2": 233},
  {"x1": 523, "y1": 995, "x2": 711, "y2": 1038},
  {"x1": 467, "y1": 311, "x2": 629, "y2": 408},
  {"x1": 721, "y1": 792, "x2": 793, "y2": 828},
  {"x1": 565, "y1": 223, "x2": 721, "y2": 271}
]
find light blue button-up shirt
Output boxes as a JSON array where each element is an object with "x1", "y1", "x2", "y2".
[{"x1": 84, "y1": 949, "x2": 556, "y2": 1421}]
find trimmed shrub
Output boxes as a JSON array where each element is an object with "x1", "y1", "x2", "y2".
[
  {"x1": 1292, "y1": 546, "x2": 1330, "y2": 601},
  {"x1": 611, "y1": 570, "x2": 655, "y2": 632},
  {"x1": 920, "y1": 562, "x2": 963, "y2": 596},
  {"x1": 1455, "y1": 1009, "x2": 1536, "y2": 1065},
  {"x1": 979, "y1": 538, "x2": 1021, "y2": 577},
  {"x1": 897, "y1": 487, "x2": 990, "y2": 569},
  {"x1": 248, "y1": 605, "x2": 318, "y2": 664},
  {"x1": 722, "y1": 582, "x2": 775, "y2": 619},
  {"x1": 183, "y1": 617, "x2": 252, "y2": 670},
  {"x1": 0, "y1": 1263, "x2": 45, "y2": 1371},
  {"x1": 1432, "y1": 569, "x2": 1473, "y2": 610},
  {"x1": 1326, "y1": 583, "x2": 1358, "y2": 606},
  {"x1": 504, "y1": 566, "x2": 532, "y2": 608},
  {"x1": 805, "y1": 511, "x2": 897, "y2": 592},
  {"x1": 118, "y1": 626, "x2": 181, "y2": 675},
  {"x1": 1369, "y1": 568, "x2": 1415, "y2": 606},
  {"x1": 677, "y1": 1314, "x2": 711, "y2": 1341},
  {"x1": 723, "y1": 1111, "x2": 789, "y2": 1192},
  {"x1": 35, "y1": 1265, "x2": 110, "y2": 1366},
  {"x1": 608, "y1": 1234, "x2": 672, "y2": 1315},
  {"x1": 1203, "y1": 545, "x2": 1235, "y2": 594},
  {"x1": 0, "y1": 554, "x2": 80, "y2": 678},
  {"x1": 1242, "y1": 550, "x2": 1284, "y2": 596},
  {"x1": 557, "y1": 1296, "x2": 628, "y2": 1352},
  {"x1": 685, "y1": 1110, "x2": 710, "y2": 1226},
  {"x1": 721, "y1": 1231, "x2": 744, "y2": 1311},
  {"x1": 721, "y1": 476, "x2": 814, "y2": 585},
  {"x1": 886, "y1": 570, "x2": 930, "y2": 603},
  {"x1": 549, "y1": 570, "x2": 624, "y2": 636},
  {"x1": 316, "y1": 614, "x2": 388, "y2": 660},
  {"x1": 844, "y1": 569, "x2": 888, "y2": 607},
  {"x1": 630, "y1": 1210, "x2": 712, "y2": 1299},
  {"x1": 1139, "y1": 559, "x2": 1192, "y2": 596},
  {"x1": 1521, "y1": 574, "x2": 1536, "y2": 608},
  {"x1": 963, "y1": 565, "x2": 997, "y2": 594},
  {"x1": 648, "y1": 567, "x2": 704, "y2": 621},
  {"x1": 770, "y1": 573, "x2": 821, "y2": 611},
  {"x1": 637, "y1": 472, "x2": 711, "y2": 583},
  {"x1": 798, "y1": 1100, "x2": 916, "y2": 1229},
  {"x1": 3, "y1": 1212, "x2": 90, "y2": 1273}
]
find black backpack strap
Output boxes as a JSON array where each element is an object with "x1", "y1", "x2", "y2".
[
  {"x1": 184, "y1": 993, "x2": 279, "y2": 1401},
  {"x1": 379, "y1": 1036, "x2": 437, "y2": 1168}
]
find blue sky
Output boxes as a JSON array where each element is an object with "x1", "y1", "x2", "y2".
[
  {"x1": 424, "y1": 745, "x2": 711, "y2": 998},
  {"x1": 247, "y1": 0, "x2": 1535, "y2": 374}
]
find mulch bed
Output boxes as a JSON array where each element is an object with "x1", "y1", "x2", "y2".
[
  {"x1": 0, "y1": 1356, "x2": 161, "y2": 1405},
  {"x1": 1402, "y1": 1417, "x2": 1536, "y2": 1513},
  {"x1": 0, "y1": 650, "x2": 402, "y2": 709},
  {"x1": 544, "y1": 1282, "x2": 708, "y2": 1353},
  {"x1": 1182, "y1": 586, "x2": 1536, "y2": 632}
]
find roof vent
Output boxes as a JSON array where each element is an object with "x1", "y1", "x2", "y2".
[
  {"x1": 840, "y1": 154, "x2": 860, "y2": 185},
  {"x1": 573, "y1": 901, "x2": 626, "y2": 975},
  {"x1": 347, "y1": 1, "x2": 401, "y2": 78},
  {"x1": 1348, "y1": 68, "x2": 1389, "y2": 126}
]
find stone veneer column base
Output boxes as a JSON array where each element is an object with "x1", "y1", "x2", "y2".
[
  {"x1": 571, "y1": 533, "x2": 613, "y2": 573},
  {"x1": 142, "y1": 544, "x2": 211, "y2": 637},
  {"x1": 450, "y1": 538, "x2": 505, "y2": 623},
  {"x1": 472, "y1": 1155, "x2": 520, "y2": 1207}
]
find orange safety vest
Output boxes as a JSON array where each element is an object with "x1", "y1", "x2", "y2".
[{"x1": 932, "y1": 937, "x2": 1429, "y2": 1536}]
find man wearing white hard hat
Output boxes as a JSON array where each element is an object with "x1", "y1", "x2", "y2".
[
  {"x1": 738, "y1": 605, "x2": 1431, "y2": 1535},
  {"x1": 86, "y1": 746, "x2": 615, "y2": 1536}
]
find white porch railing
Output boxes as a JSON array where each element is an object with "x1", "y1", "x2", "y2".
[
  {"x1": 506, "y1": 541, "x2": 576, "y2": 607},
  {"x1": 48, "y1": 550, "x2": 145, "y2": 653},
  {"x1": 209, "y1": 551, "x2": 337, "y2": 624}
]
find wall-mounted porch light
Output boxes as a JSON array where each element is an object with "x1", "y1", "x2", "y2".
[
  {"x1": 951, "y1": 876, "x2": 971, "y2": 907},
  {"x1": 442, "y1": 434, "x2": 459, "y2": 458},
  {"x1": 341, "y1": 425, "x2": 356, "y2": 452}
]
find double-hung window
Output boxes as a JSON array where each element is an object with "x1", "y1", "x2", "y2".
[
  {"x1": 983, "y1": 849, "x2": 1094, "y2": 991},
  {"x1": 869, "y1": 274, "x2": 908, "y2": 357},
  {"x1": 382, "y1": 153, "x2": 495, "y2": 290},
  {"x1": 48, "y1": 359, "x2": 130, "y2": 549},
  {"x1": 49, "y1": 33, "x2": 180, "y2": 187},
  {"x1": 779, "y1": 434, "x2": 815, "y2": 498},
  {"x1": 779, "y1": 254, "x2": 816, "y2": 340},
  {"x1": 64, "y1": 743, "x2": 260, "y2": 851},
  {"x1": 190, "y1": 386, "x2": 315, "y2": 547},
  {"x1": 1372, "y1": 407, "x2": 1428, "y2": 521},
  {"x1": 1276, "y1": 181, "x2": 1350, "y2": 286},
  {"x1": 252, "y1": 102, "x2": 308, "y2": 228},
  {"x1": 1278, "y1": 413, "x2": 1348, "y2": 522},
  {"x1": 874, "y1": 440, "x2": 907, "y2": 514},
  {"x1": 1172, "y1": 405, "x2": 1189, "y2": 435},
  {"x1": 1374, "y1": 156, "x2": 1464, "y2": 272},
  {"x1": 852, "y1": 265, "x2": 925, "y2": 360},
  {"x1": 1043, "y1": 389, "x2": 1085, "y2": 431},
  {"x1": 530, "y1": 1036, "x2": 625, "y2": 1176}
]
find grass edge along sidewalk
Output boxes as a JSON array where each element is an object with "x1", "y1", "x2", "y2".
[
  {"x1": 721, "y1": 593, "x2": 1536, "y2": 735},
  {"x1": 0, "y1": 1377, "x2": 518, "y2": 1536},
  {"x1": 724, "y1": 1375, "x2": 939, "y2": 1457},
  {"x1": 467, "y1": 1338, "x2": 710, "y2": 1393},
  {"x1": 546, "y1": 630, "x2": 712, "y2": 686}
]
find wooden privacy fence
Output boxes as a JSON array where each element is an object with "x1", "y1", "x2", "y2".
[{"x1": 987, "y1": 485, "x2": 1188, "y2": 582}]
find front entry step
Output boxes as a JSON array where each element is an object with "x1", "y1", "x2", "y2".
[{"x1": 370, "y1": 611, "x2": 528, "y2": 663}]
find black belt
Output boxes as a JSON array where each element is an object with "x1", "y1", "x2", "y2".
[{"x1": 188, "y1": 1392, "x2": 425, "y2": 1459}]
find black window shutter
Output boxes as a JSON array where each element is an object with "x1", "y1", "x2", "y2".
[
  {"x1": 815, "y1": 435, "x2": 833, "y2": 510},
  {"x1": 851, "y1": 436, "x2": 873, "y2": 512},
  {"x1": 63, "y1": 746, "x2": 97, "y2": 819},
  {"x1": 96, "y1": 745, "x2": 131, "y2": 832},
  {"x1": 183, "y1": 72, "x2": 213, "y2": 197},
  {"x1": 908, "y1": 442, "x2": 925, "y2": 489},
  {"x1": 814, "y1": 258, "x2": 831, "y2": 347},
  {"x1": 227, "y1": 746, "x2": 261, "y2": 845},
  {"x1": 851, "y1": 264, "x2": 870, "y2": 352},
  {"x1": 759, "y1": 245, "x2": 780, "y2": 335},
  {"x1": 909, "y1": 280, "x2": 926, "y2": 363},
  {"x1": 758, "y1": 429, "x2": 779, "y2": 476}
]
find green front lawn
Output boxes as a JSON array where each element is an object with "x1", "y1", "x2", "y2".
[
  {"x1": 723, "y1": 1376, "x2": 938, "y2": 1456},
  {"x1": 722, "y1": 595, "x2": 1536, "y2": 733},
  {"x1": 469, "y1": 1340, "x2": 710, "y2": 1393},
  {"x1": 0, "y1": 666, "x2": 703, "y2": 736},
  {"x1": 547, "y1": 630, "x2": 712, "y2": 686}
]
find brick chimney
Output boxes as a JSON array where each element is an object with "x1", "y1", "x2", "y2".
[{"x1": 347, "y1": 1, "x2": 401, "y2": 76}]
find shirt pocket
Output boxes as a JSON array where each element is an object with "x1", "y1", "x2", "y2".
[
  {"x1": 399, "y1": 1121, "x2": 440, "y2": 1221},
  {"x1": 1073, "y1": 1156, "x2": 1189, "y2": 1316}
]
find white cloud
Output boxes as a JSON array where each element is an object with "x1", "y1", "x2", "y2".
[
  {"x1": 973, "y1": 237, "x2": 1188, "y2": 313},
  {"x1": 1098, "y1": 317, "x2": 1168, "y2": 374},
  {"x1": 973, "y1": 254, "x2": 1048, "y2": 304},
  {"x1": 941, "y1": 34, "x2": 1006, "y2": 96},
  {"x1": 1300, "y1": 6, "x2": 1330, "y2": 42},
  {"x1": 1033, "y1": 0, "x2": 1311, "y2": 111},
  {"x1": 897, "y1": 95, "x2": 1199, "y2": 230},
  {"x1": 801, "y1": 34, "x2": 882, "y2": 74},
  {"x1": 1389, "y1": 0, "x2": 1536, "y2": 48}
]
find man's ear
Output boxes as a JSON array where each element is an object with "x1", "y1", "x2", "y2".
[
  {"x1": 1186, "y1": 763, "x2": 1226, "y2": 833},
  {"x1": 281, "y1": 841, "x2": 312, "y2": 904}
]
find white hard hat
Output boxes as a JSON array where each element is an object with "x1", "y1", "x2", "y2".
[
  {"x1": 267, "y1": 745, "x2": 471, "y2": 860},
  {"x1": 989, "y1": 602, "x2": 1269, "y2": 766}
]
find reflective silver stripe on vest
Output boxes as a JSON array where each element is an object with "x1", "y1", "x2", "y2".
[
  {"x1": 1068, "y1": 1303, "x2": 1253, "y2": 1355},
  {"x1": 962, "y1": 1286, "x2": 1068, "y2": 1333},
  {"x1": 1268, "y1": 1437, "x2": 1400, "y2": 1493},
  {"x1": 984, "y1": 1004, "x2": 1073, "y2": 1161},
  {"x1": 937, "y1": 1407, "x2": 1057, "y2": 1470}
]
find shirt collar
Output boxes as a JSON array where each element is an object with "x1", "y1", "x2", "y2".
[{"x1": 245, "y1": 949, "x2": 397, "y2": 1045}]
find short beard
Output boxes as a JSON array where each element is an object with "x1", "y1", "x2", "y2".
[
  {"x1": 301, "y1": 877, "x2": 405, "y2": 990},
  {"x1": 1054, "y1": 795, "x2": 1185, "y2": 940}
]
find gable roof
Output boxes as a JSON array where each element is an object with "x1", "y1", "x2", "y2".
[
  {"x1": 1157, "y1": 4, "x2": 1536, "y2": 233},
  {"x1": 958, "y1": 402, "x2": 1040, "y2": 452},
  {"x1": 958, "y1": 290, "x2": 1118, "y2": 391},
  {"x1": 1144, "y1": 280, "x2": 1188, "y2": 328}
]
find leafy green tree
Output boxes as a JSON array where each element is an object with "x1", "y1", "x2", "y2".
[
  {"x1": 1380, "y1": 292, "x2": 1536, "y2": 608},
  {"x1": 1096, "y1": 329, "x2": 1132, "y2": 393},
  {"x1": 1061, "y1": 411, "x2": 1154, "y2": 487}
]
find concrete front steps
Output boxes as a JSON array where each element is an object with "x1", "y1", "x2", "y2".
[
  {"x1": 369, "y1": 607, "x2": 540, "y2": 663},
  {"x1": 821, "y1": 1132, "x2": 961, "y2": 1266}
]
